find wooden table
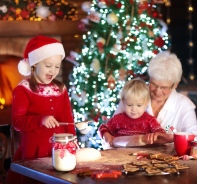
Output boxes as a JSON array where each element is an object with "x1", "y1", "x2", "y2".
[{"x1": 11, "y1": 144, "x2": 197, "y2": 184}]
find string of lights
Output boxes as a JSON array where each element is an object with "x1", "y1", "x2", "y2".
[{"x1": 188, "y1": 0, "x2": 194, "y2": 80}]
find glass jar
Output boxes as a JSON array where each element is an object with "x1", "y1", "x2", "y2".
[
  {"x1": 50, "y1": 133, "x2": 77, "y2": 171},
  {"x1": 190, "y1": 141, "x2": 197, "y2": 156}
]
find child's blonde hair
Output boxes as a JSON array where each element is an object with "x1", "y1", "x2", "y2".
[{"x1": 120, "y1": 78, "x2": 150, "y2": 103}]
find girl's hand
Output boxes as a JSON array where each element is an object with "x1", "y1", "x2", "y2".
[
  {"x1": 42, "y1": 115, "x2": 59, "y2": 128},
  {"x1": 103, "y1": 132, "x2": 114, "y2": 147}
]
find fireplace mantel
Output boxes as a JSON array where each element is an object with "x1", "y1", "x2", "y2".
[{"x1": 0, "y1": 20, "x2": 79, "y2": 37}]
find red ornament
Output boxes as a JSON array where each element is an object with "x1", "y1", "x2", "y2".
[
  {"x1": 139, "y1": 22, "x2": 147, "y2": 28},
  {"x1": 138, "y1": 1, "x2": 148, "y2": 14},
  {"x1": 102, "y1": 115, "x2": 108, "y2": 121},
  {"x1": 20, "y1": 9, "x2": 30, "y2": 19},
  {"x1": 154, "y1": 37, "x2": 165, "y2": 47},
  {"x1": 56, "y1": 10, "x2": 64, "y2": 18},
  {"x1": 152, "y1": 50, "x2": 159, "y2": 55},
  {"x1": 27, "y1": 3, "x2": 36, "y2": 9},
  {"x1": 116, "y1": 2, "x2": 122, "y2": 8},
  {"x1": 127, "y1": 70, "x2": 134, "y2": 76},
  {"x1": 90, "y1": 109, "x2": 101, "y2": 122},
  {"x1": 137, "y1": 60, "x2": 145, "y2": 66},
  {"x1": 104, "y1": 0, "x2": 115, "y2": 6},
  {"x1": 78, "y1": 21, "x2": 86, "y2": 31},
  {"x1": 152, "y1": 10, "x2": 159, "y2": 18},
  {"x1": 97, "y1": 42, "x2": 104, "y2": 50}
]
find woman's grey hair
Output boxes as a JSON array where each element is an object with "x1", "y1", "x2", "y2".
[{"x1": 147, "y1": 51, "x2": 182, "y2": 83}]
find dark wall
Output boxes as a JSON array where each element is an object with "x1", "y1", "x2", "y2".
[{"x1": 167, "y1": 0, "x2": 197, "y2": 80}]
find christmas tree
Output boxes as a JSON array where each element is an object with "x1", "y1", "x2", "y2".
[{"x1": 68, "y1": 0, "x2": 169, "y2": 149}]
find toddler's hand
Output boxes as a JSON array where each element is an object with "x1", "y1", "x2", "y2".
[
  {"x1": 144, "y1": 132, "x2": 173, "y2": 144},
  {"x1": 103, "y1": 132, "x2": 114, "y2": 147},
  {"x1": 42, "y1": 115, "x2": 59, "y2": 128}
]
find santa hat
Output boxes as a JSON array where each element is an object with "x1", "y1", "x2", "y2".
[{"x1": 18, "y1": 35, "x2": 65, "y2": 76}]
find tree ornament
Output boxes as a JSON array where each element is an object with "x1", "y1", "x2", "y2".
[
  {"x1": 78, "y1": 22, "x2": 86, "y2": 31},
  {"x1": 116, "y1": 2, "x2": 122, "y2": 9},
  {"x1": 88, "y1": 11, "x2": 102, "y2": 23},
  {"x1": 56, "y1": 10, "x2": 64, "y2": 18},
  {"x1": 127, "y1": 70, "x2": 134, "y2": 76},
  {"x1": 117, "y1": 29, "x2": 123, "y2": 40},
  {"x1": 0, "y1": 5, "x2": 8, "y2": 13},
  {"x1": 106, "y1": 12, "x2": 118, "y2": 25},
  {"x1": 20, "y1": 9, "x2": 29, "y2": 19},
  {"x1": 126, "y1": 25, "x2": 131, "y2": 32},
  {"x1": 154, "y1": 36, "x2": 165, "y2": 47},
  {"x1": 96, "y1": 37, "x2": 106, "y2": 53},
  {"x1": 81, "y1": 1, "x2": 92, "y2": 12},
  {"x1": 119, "y1": 68, "x2": 126, "y2": 81},
  {"x1": 107, "y1": 74, "x2": 116, "y2": 90},
  {"x1": 138, "y1": 1, "x2": 148, "y2": 14},
  {"x1": 104, "y1": 0, "x2": 115, "y2": 6},
  {"x1": 91, "y1": 58, "x2": 101, "y2": 74},
  {"x1": 152, "y1": 10, "x2": 159, "y2": 18},
  {"x1": 152, "y1": 50, "x2": 159, "y2": 55},
  {"x1": 36, "y1": 5, "x2": 50, "y2": 19},
  {"x1": 78, "y1": 18, "x2": 89, "y2": 31},
  {"x1": 110, "y1": 44, "x2": 120, "y2": 55},
  {"x1": 90, "y1": 108, "x2": 101, "y2": 122},
  {"x1": 137, "y1": 60, "x2": 145, "y2": 66},
  {"x1": 27, "y1": 3, "x2": 36, "y2": 9},
  {"x1": 98, "y1": 0, "x2": 107, "y2": 8},
  {"x1": 49, "y1": 14, "x2": 56, "y2": 21},
  {"x1": 148, "y1": 29, "x2": 154, "y2": 37},
  {"x1": 97, "y1": 37, "x2": 106, "y2": 45}
]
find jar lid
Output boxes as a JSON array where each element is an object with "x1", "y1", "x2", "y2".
[{"x1": 52, "y1": 133, "x2": 75, "y2": 142}]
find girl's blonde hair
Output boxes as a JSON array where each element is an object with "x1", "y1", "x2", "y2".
[{"x1": 120, "y1": 78, "x2": 150, "y2": 103}]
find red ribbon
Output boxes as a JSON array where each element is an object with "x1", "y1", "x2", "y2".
[{"x1": 53, "y1": 141, "x2": 77, "y2": 158}]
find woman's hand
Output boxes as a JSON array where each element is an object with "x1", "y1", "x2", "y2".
[
  {"x1": 42, "y1": 115, "x2": 59, "y2": 128},
  {"x1": 144, "y1": 132, "x2": 174, "y2": 145},
  {"x1": 103, "y1": 132, "x2": 114, "y2": 147}
]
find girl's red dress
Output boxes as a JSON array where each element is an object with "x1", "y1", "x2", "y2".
[{"x1": 7, "y1": 79, "x2": 76, "y2": 184}]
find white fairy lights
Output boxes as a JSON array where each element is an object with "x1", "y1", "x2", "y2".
[{"x1": 188, "y1": 0, "x2": 195, "y2": 80}]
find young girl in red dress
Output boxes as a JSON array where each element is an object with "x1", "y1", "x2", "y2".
[{"x1": 7, "y1": 35, "x2": 76, "y2": 184}]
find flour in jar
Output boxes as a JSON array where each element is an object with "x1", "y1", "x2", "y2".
[{"x1": 52, "y1": 149, "x2": 76, "y2": 171}]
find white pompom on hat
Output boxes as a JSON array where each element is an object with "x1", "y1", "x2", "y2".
[{"x1": 18, "y1": 35, "x2": 65, "y2": 76}]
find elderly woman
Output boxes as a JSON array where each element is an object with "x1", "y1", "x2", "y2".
[{"x1": 114, "y1": 51, "x2": 197, "y2": 144}]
